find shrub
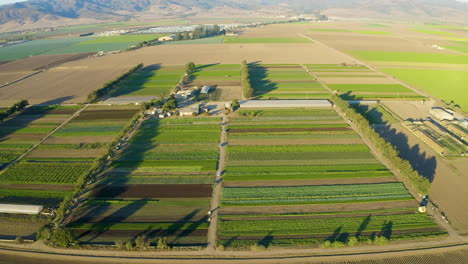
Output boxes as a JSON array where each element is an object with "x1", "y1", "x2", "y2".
[
  {"x1": 320, "y1": 240, "x2": 332, "y2": 248},
  {"x1": 347, "y1": 236, "x2": 359, "y2": 247},
  {"x1": 216, "y1": 244, "x2": 225, "y2": 251},
  {"x1": 37, "y1": 224, "x2": 53, "y2": 241},
  {"x1": 135, "y1": 235, "x2": 150, "y2": 250},
  {"x1": 156, "y1": 237, "x2": 170, "y2": 249},
  {"x1": 374, "y1": 236, "x2": 389, "y2": 245},
  {"x1": 331, "y1": 241, "x2": 345, "y2": 248},
  {"x1": 125, "y1": 241, "x2": 135, "y2": 251},
  {"x1": 250, "y1": 244, "x2": 266, "y2": 251},
  {"x1": 15, "y1": 236, "x2": 24, "y2": 244},
  {"x1": 51, "y1": 228, "x2": 76, "y2": 248},
  {"x1": 115, "y1": 241, "x2": 124, "y2": 250}
]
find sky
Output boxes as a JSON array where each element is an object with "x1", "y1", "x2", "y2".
[{"x1": 1, "y1": 0, "x2": 468, "y2": 5}]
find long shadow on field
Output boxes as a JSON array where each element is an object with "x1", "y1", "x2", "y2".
[
  {"x1": 167, "y1": 209, "x2": 208, "y2": 245},
  {"x1": 356, "y1": 215, "x2": 371, "y2": 238},
  {"x1": 72, "y1": 117, "x2": 161, "y2": 243},
  {"x1": 76, "y1": 199, "x2": 149, "y2": 243},
  {"x1": 374, "y1": 124, "x2": 437, "y2": 182},
  {"x1": 348, "y1": 99, "x2": 437, "y2": 183},
  {"x1": 248, "y1": 62, "x2": 278, "y2": 99},
  {"x1": 380, "y1": 220, "x2": 393, "y2": 239},
  {"x1": 109, "y1": 64, "x2": 162, "y2": 98},
  {"x1": 258, "y1": 232, "x2": 274, "y2": 248},
  {"x1": 188, "y1": 63, "x2": 220, "y2": 86}
]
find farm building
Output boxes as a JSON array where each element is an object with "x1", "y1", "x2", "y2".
[
  {"x1": 158, "y1": 35, "x2": 176, "y2": 42},
  {"x1": 0, "y1": 204, "x2": 43, "y2": 215},
  {"x1": 239, "y1": 100, "x2": 332, "y2": 108},
  {"x1": 431, "y1": 107, "x2": 454, "y2": 121},
  {"x1": 201, "y1": 86, "x2": 212, "y2": 94},
  {"x1": 225, "y1": 32, "x2": 238, "y2": 37},
  {"x1": 176, "y1": 90, "x2": 194, "y2": 100},
  {"x1": 179, "y1": 104, "x2": 200, "y2": 116}
]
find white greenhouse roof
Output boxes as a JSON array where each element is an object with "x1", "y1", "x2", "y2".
[
  {"x1": 239, "y1": 100, "x2": 332, "y2": 108},
  {"x1": 0, "y1": 204, "x2": 43, "y2": 215}
]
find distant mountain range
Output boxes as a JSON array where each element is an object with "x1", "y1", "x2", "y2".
[{"x1": 1, "y1": 0, "x2": 467, "y2": 32}]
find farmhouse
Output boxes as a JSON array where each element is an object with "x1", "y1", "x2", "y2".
[
  {"x1": 158, "y1": 35, "x2": 176, "y2": 42},
  {"x1": 430, "y1": 107, "x2": 454, "y2": 121},
  {"x1": 179, "y1": 104, "x2": 200, "y2": 116},
  {"x1": 0, "y1": 204, "x2": 43, "y2": 215}
]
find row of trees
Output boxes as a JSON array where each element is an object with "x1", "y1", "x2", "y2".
[
  {"x1": 174, "y1": 25, "x2": 223, "y2": 41},
  {"x1": 331, "y1": 94, "x2": 431, "y2": 195},
  {"x1": 86, "y1": 63, "x2": 143, "y2": 103},
  {"x1": 0, "y1": 100, "x2": 28, "y2": 123},
  {"x1": 42, "y1": 111, "x2": 144, "y2": 247},
  {"x1": 241, "y1": 60, "x2": 254, "y2": 98}
]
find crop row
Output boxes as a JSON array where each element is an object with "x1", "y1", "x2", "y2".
[
  {"x1": 219, "y1": 213, "x2": 437, "y2": 236},
  {"x1": 224, "y1": 170, "x2": 394, "y2": 181},
  {"x1": 225, "y1": 164, "x2": 387, "y2": 174},
  {"x1": 228, "y1": 151, "x2": 374, "y2": 161},
  {"x1": 228, "y1": 144, "x2": 369, "y2": 153},
  {"x1": 0, "y1": 162, "x2": 91, "y2": 184},
  {"x1": 222, "y1": 183, "x2": 412, "y2": 205}
]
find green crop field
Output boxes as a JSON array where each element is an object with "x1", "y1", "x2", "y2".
[
  {"x1": 0, "y1": 162, "x2": 90, "y2": 184},
  {"x1": 69, "y1": 116, "x2": 220, "y2": 245},
  {"x1": 353, "y1": 31, "x2": 393, "y2": 35},
  {"x1": 349, "y1": 51, "x2": 468, "y2": 65},
  {"x1": 443, "y1": 45, "x2": 468, "y2": 54},
  {"x1": 0, "y1": 38, "x2": 90, "y2": 60},
  {"x1": 112, "y1": 66, "x2": 184, "y2": 97},
  {"x1": 381, "y1": 68, "x2": 468, "y2": 111},
  {"x1": 411, "y1": 29, "x2": 459, "y2": 36},
  {"x1": 224, "y1": 37, "x2": 312, "y2": 43},
  {"x1": 222, "y1": 183, "x2": 412, "y2": 206}
]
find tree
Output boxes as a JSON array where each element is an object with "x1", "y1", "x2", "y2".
[
  {"x1": 51, "y1": 228, "x2": 76, "y2": 248},
  {"x1": 174, "y1": 32, "x2": 183, "y2": 41},
  {"x1": 162, "y1": 98, "x2": 177, "y2": 112},
  {"x1": 135, "y1": 235, "x2": 150, "y2": 250},
  {"x1": 125, "y1": 241, "x2": 135, "y2": 251},
  {"x1": 232, "y1": 99, "x2": 240, "y2": 111},
  {"x1": 37, "y1": 224, "x2": 53, "y2": 241},
  {"x1": 185, "y1": 62, "x2": 196, "y2": 75},
  {"x1": 157, "y1": 237, "x2": 170, "y2": 249}
]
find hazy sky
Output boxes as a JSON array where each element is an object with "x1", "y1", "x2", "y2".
[{"x1": 1, "y1": 0, "x2": 468, "y2": 5}]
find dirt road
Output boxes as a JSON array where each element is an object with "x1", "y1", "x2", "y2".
[{"x1": 206, "y1": 115, "x2": 228, "y2": 251}]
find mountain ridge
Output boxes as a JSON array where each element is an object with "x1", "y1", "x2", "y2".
[{"x1": 0, "y1": 0, "x2": 467, "y2": 32}]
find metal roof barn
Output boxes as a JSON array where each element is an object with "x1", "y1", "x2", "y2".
[
  {"x1": 201, "y1": 86, "x2": 212, "y2": 94},
  {"x1": 0, "y1": 204, "x2": 43, "y2": 215},
  {"x1": 239, "y1": 100, "x2": 332, "y2": 108}
]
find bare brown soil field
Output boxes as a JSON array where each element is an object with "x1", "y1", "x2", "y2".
[
  {"x1": 22, "y1": 108, "x2": 78, "y2": 115},
  {"x1": 229, "y1": 127, "x2": 352, "y2": 133},
  {"x1": 94, "y1": 184, "x2": 212, "y2": 199},
  {"x1": 217, "y1": 86, "x2": 242, "y2": 101},
  {"x1": 0, "y1": 64, "x2": 130, "y2": 105},
  {"x1": 0, "y1": 184, "x2": 74, "y2": 191},
  {"x1": 27, "y1": 149, "x2": 104, "y2": 158},
  {"x1": 320, "y1": 77, "x2": 397, "y2": 84},
  {"x1": 382, "y1": 100, "x2": 434, "y2": 120},
  {"x1": 374, "y1": 123, "x2": 468, "y2": 234},
  {"x1": 228, "y1": 138, "x2": 363, "y2": 146},
  {"x1": 0, "y1": 72, "x2": 33, "y2": 86},
  {"x1": 44, "y1": 136, "x2": 115, "y2": 144},
  {"x1": 221, "y1": 200, "x2": 419, "y2": 215},
  {"x1": 0, "y1": 133, "x2": 45, "y2": 141},
  {"x1": 223, "y1": 177, "x2": 398, "y2": 187},
  {"x1": 0, "y1": 54, "x2": 92, "y2": 72},
  {"x1": 238, "y1": 24, "x2": 311, "y2": 38},
  {"x1": 0, "y1": 219, "x2": 44, "y2": 239}
]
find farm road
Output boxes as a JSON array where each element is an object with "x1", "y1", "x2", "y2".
[
  {"x1": 0, "y1": 104, "x2": 89, "y2": 172},
  {"x1": 298, "y1": 33, "x2": 428, "y2": 99},
  {"x1": 206, "y1": 115, "x2": 227, "y2": 251}
]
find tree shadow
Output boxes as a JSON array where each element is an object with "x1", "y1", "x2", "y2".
[
  {"x1": 375, "y1": 124, "x2": 437, "y2": 182},
  {"x1": 258, "y1": 232, "x2": 274, "y2": 248},
  {"x1": 326, "y1": 226, "x2": 343, "y2": 242},
  {"x1": 109, "y1": 64, "x2": 161, "y2": 98},
  {"x1": 70, "y1": 117, "x2": 161, "y2": 243},
  {"x1": 356, "y1": 215, "x2": 372, "y2": 238},
  {"x1": 248, "y1": 62, "x2": 278, "y2": 98},
  {"x1": 189, "y1": 63, "x2": 221, "y2": 86},
  {"x1": 380, "y1": 220, "x2": 393, "y2": 239},
  {"x1": 75, "y1": 199, "x2": 149, "y2": 243}
]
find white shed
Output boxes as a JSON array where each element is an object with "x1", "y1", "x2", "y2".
[{"x1": 0, "y1": 204, "x2": 43, "y2": 215}]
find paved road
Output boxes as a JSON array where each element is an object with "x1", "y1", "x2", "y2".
[{"x1": 206, "y1": 115, "x2": 227, "y2": 251}]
